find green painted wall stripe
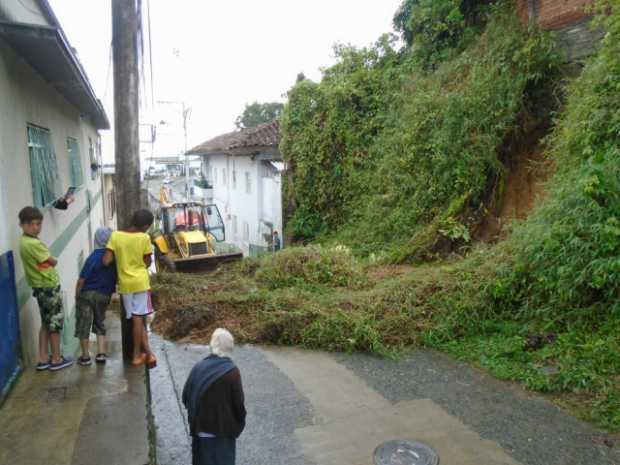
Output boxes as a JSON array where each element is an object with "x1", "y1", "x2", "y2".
[{"x1": 16, "y1": 189, "x2": 102, "y2": 307}]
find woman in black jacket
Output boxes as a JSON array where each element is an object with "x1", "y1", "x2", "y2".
[{"x1": 182, "y1": 328, "x2": 246, "y2": 465}]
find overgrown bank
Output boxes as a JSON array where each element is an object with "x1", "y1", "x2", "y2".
[
  {"x1": 153, "y1": 0, "x2": 620, "y2": 432},
  {"x1": 281, "y1": 2, "x2": 558, "y2": 260}
]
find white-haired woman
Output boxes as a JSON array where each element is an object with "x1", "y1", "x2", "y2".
[{"x1": 182, "y1": 328, "x2": 246, "y2": 465}]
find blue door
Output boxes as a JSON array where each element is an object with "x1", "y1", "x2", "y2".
[{"x1": 0, "y1": 251, "x2": 21, "y2": 400}]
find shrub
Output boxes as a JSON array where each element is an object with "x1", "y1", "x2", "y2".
[{"x1": 254, "y1": 245, "x2": 366, "y2": 289}]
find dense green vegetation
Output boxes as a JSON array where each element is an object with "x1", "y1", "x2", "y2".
[
  {"x1": 464, "y1": 0, "x2": 620, "y2": 430},
  {"x1": 281, "y1": 2, "x2": 558, "y2": 260},
  {"x1": 155, "y1": 0, "x2": 620, "y2": 431},
  {"x1": 234, "y1": 101, "x2": 284, "y2": 129}
]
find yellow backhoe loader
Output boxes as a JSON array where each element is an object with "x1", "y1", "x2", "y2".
[{"x1": 152, "y1": 200, "x2": 242, "y2": 272}]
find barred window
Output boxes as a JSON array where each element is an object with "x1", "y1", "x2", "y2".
[
  {"x1": 27, "y1": 125, "x2": 59, "y2": 208},
  {"x1": 67, "y1": 137, "x2": 84, "y2": 187}
]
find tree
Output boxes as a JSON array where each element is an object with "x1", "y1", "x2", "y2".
[
  {"x1": 235, "y1": 101, "x2": 284, "y2": 129},
  {"x1": 393, "y1": 0, "x2": 484, "y2": 68}
]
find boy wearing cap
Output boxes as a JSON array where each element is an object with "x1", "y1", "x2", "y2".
[{"x1": 75, "y1": 227, "x2": 118, "y2": 365}]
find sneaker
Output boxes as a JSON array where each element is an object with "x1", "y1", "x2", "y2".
[
  {"x1": 77, "y1": 356, "x2": 92, "y2": 366},
  {"x1": 146, "y1": 353, "x2": 157, "y2": 369},
  {"x1": 49, "y1": 357, "x2": 74, "y2": 371},
  {"x1": 95, "y1": 353, "x2": 107, "y2": 364},
  {"x1": 36, "y1": 360, "x2": 51, "y2": 371}
]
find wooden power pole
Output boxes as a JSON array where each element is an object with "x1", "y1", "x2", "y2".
[{"x1": 112, "y1": 0, "x2": 141, "y2": 361}]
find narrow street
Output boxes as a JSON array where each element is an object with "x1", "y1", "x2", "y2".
[
  {"x1": 0, "y1": 313, "x2": 150, "y2": 465},
  {"x1": 149, "y1": 334, "x2": 619, "y2": 465}
]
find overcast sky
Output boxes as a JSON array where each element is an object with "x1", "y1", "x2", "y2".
[{"x1": 48, "y1": 0, "x2": 403, "y2": 164}]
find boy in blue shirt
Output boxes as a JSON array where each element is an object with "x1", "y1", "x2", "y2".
[{"x1": 74, "y1": 227, "x2": 117, "y2": 365}]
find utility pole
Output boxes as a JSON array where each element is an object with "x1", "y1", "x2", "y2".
[
  {"x1": 157, "y1": 100, "x2": 191, "y2": 200},
  {"x1": 112, "y1": 0, "x2": 141, "y2": 361},
  {"x1": 182, "y1": 103, "x2": 192, "y2": 201}
]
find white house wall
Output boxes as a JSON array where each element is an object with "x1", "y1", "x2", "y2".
[
  {"x1": 261, "y1": 172, "x2": 283, "y2": 240},
  {"x1": 0, "y1": 37, "x2": 106, "y2": 365},
  {"x1": 0, "y1": 0, "x2": 51, "y2": 26},
  {"x1": 208, "y1": 154, "x2": 282, "y2": 256}
]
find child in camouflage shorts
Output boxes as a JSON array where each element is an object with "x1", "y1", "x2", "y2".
[
  {"x1": 75, "y1": 227, "x2": 117, "y2": 366},
  {"x1": 18, "y1": 206, "x2": 73, "y2": 371}
]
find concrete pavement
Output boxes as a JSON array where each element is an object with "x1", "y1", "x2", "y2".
[
  {"x1": 149, "y1": 335, "x2": 313, "y2": 465},
  {"x1": 264, "y1": 348, "x2": 521, "y2": 465},
  {"x1": 4, "y1": 319, "x2": 616, "y2": 465},
  {"x1": 0, "y1": 311, "x2": 151, "y2": 465},
  {"x1": 150, "y1": 339, "x2": 619, "y2": 465}
]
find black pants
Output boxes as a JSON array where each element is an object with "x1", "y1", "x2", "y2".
[{"x1": 192, "y1": 435, "x2": 236, "y2": 465}]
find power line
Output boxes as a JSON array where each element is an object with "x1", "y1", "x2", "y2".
[{"x1": 103, "y1": 41, "x2": 113, "y2": 101}]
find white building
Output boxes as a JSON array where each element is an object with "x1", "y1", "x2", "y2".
[
  {"x1": 0, "y1": 0, "x2": 109, "y2": 392},
  {"x1": 187, "y1": 120, "x2": 283, "y2": 257}
]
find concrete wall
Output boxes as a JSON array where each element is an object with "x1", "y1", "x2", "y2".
[
  {"x1": 0, "y1": 36, "x2": 105, "y2": 365},
  {"x1": 208, "y1": 154, "x2": 282, "y2": 256},
  {"x1": 261, "y1": 163, "x2": 283, "y2": 249},
  {"x1": 515, "y1": 0, "x2": 600, "y2": 60},
  {"x1": 516, "y1": 0, "x2": 593, "y2": 30}
]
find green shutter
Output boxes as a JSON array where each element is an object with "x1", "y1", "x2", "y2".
[
  {"x1": 27, "y1": 126, "x2": 59, "y2": 208},
  {"x1": 67, "y1": 137, "x2": 84, "y2": 187}
]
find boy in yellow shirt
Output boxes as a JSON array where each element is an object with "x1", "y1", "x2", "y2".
[
  {"x1": 18, "y1": 206, "x2": 73, "y2": 371},
  {"x1": 103, "y1": 209, "x2": 157, "y2": 367}
]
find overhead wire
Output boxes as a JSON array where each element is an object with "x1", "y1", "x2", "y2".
[
  {"x1": 143, "y1": 0, "x2": 158, "y2": 207},
  {"x1": 103, "y1": 41, "x2": 113, "y2": 101}
]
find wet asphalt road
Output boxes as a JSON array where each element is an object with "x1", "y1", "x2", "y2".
[
  {"x1": 336, "y1": 350, "x2": 620, "y2": 465},
  {"x1": 149, "y1": 334, "x2": 314, "y2": 465},
  {"x1": 149, "y1": 334, "x2": 619, "y2": 465}
]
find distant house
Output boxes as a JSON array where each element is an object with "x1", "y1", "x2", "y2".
[
  {"x1": 0, "y1": 0, "x2": 109, "y2": 391},
  {"x1": 187, "y1": 120, "x2": 283, "y2": 256}
]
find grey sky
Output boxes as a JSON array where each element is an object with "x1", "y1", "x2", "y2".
[{"x1": 48, "y1": 1, "x2": 403, "y2": 164}]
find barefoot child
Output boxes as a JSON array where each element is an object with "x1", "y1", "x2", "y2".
[
  {"x1": 18, "y1": 206, "x2": 73, "y2": 371},
  {"x1": 75, "y1": 227, "x2": 117, "y2": 365},
  {"x1": 103, "y1": 209, "x2": 157, "y2": 367}
]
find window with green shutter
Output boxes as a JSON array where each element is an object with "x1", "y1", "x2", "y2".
[
  {"x1": 67, "y1": 137, "x2": 84, "y2": 187},
  {"x1": 27, "y1": 125, "x2": 59, "y2": 208}
]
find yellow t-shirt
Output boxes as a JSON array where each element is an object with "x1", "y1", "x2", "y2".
[{"x1": 106, "y1": 231, "x2": 152, "y2": 294}]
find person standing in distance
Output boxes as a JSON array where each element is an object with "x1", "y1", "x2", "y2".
[
  {"x1": 182, "y1": 328, "x2": 246, "y2": 465},
  {"x1": 272, "y1": 230, "x2": 281, "y2": 252}
]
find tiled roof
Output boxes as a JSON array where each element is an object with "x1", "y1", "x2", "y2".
[{"x1": 187, "y1": 119, "x2": 280, "y2": 156}]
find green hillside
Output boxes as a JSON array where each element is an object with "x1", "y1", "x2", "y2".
[{"x1": 154, "y1": 0, "x2": 620, "y2": 431}]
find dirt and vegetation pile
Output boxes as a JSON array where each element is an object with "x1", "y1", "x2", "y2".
[{"x1": 153, "y1": 0, "x2": 620, "y2": 432}]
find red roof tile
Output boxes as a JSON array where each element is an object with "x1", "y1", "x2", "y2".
[{"x1": 187, "y1": 119, "x2": 280, "y2": 156}]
